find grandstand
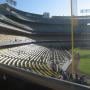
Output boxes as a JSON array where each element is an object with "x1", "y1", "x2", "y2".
[
  {"x1": 0, "y1": 3, "x2": 90, "y2": 90},
  {"x1": 0, "y1": 44, "x2": 71, "y2": 76},
  {"x1": 0, "y1": 3, "x2": 90, "y2": 48}
]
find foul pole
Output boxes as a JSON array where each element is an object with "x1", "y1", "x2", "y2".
[{"x1": 70, "y1": 0, "x2": 77, "y2": 74}]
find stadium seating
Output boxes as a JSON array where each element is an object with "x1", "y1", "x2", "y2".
[
  {"x1": 0, "y1": 34, "x2": 34, "y2": 46},
  {"x1": 0, "y1": 3, "x2": 90, "y2": 89},
  {"x1": 0, "y1": 44, "x2": 71, "y2": 78},
  {"x1": 0, "y1": 14, "x2": 33, "y2": 31}
]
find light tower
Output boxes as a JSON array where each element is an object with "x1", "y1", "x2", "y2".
[
  {"x1": 5, "y1": 0, "x2": 17, "y2": 18},
  {"x1": 6, "y1": 0, "x2": 17, "y2": 6}
]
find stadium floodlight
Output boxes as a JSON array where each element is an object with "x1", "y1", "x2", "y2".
[
  {"x1": 5, "y1": 0, "x2": 17, "y2": 18},
  {"x1": 12, "y1": 0, "x2": 17, "y2": 6},
  {"x1": 71, "y1": 0, "x2": 78, "y2": 74},
  {"x1": 6, "y1": 0, "x2": 17, "y2": 6}
]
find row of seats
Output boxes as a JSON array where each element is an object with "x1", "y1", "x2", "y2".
[
  {"x1": 0, "y1": 34, "x2": 34, "y2": 46},
  {"x1": 0, "y1": 44, "x2": 71, "y2": 78},
  {"x1": 0, "y1": 14, "x2": 33, "y2": 31}
]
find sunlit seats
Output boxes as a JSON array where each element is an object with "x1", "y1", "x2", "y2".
[{"x1": 0, "y1": 44, "x2": 71, "y2": 78}]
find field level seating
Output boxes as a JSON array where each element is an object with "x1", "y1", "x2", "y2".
[{"x1": 0, "y1": 44, "x2": 71, "y2": 78}]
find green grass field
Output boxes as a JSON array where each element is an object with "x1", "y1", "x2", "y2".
[{"x1": 78, "y1": 49, "x2": 90, "y2": 75}]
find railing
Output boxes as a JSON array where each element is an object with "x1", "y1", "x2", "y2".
[{"x1": 0, "y1": 63, "x2": 89, "y2": 90}]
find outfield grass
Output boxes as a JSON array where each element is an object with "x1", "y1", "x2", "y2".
[{"x1": 78, "y1": 49, "x2": 90, "y2": 75}]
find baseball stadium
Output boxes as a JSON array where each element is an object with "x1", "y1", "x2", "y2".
[{"x1": 0, "y1": 0, "x2": 90, "y2": 90}]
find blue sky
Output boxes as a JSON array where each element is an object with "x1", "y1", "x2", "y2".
[
  {"x1": 16, "y1": 0, "x2": 71, "y2": 16},
  {"x1": 1, "y1": 0, "x2": 90, "y2": 16}
]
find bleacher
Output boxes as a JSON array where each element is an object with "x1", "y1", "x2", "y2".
[{"x1": 0, "y1": 44, "x2": 71, "y2": 78}]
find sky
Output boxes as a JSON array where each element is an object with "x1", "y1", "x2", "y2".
[{"x1": 1, "y1": 0, "x2": 90, "y2": 16}]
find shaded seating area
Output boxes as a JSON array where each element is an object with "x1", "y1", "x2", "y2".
[{"x1": 0, "y1": 34, "x2": 34, "y2": 47}]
